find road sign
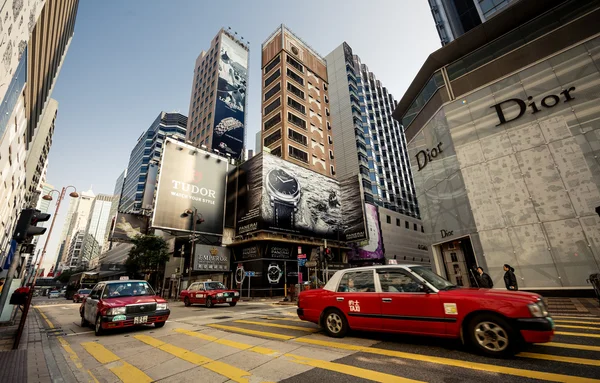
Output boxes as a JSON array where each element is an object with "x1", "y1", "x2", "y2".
[
  {"x1": 245, "y1": 271, "x2": 256, "y2": 277},
  {"x1": 298, "y1": 246, "x2": 302, "y2": 254},
  {"x1": 297, "y1": 254, "x2": 306, "y2": 259},
  {"x1": 298, "y1": 259, "x2": 307, "y2": 267},
  {"x1": 305, "y1": 261, "x2": 317, "y2": 268}
]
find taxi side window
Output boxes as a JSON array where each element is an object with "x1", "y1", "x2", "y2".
[
  {"x1": 198, "y1": 284, "x2": 205, "y2": 291},
  {"x1": 378, "y1": 270, "x2": 421, "y2": 293},
  {"x1": 337, "y1": 271, "x2": 375, "y2": 293},
  {"x1": 188, "y1": 283, "x2": 198, "y2": 291},
  {"x1": 90, "y1": 284, "x2": 103, "y2": 299}
]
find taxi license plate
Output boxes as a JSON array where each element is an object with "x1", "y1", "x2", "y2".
[
  {"x1": 134, "y1": 316, "x2": 148, "y2": 324},
  {"x1": 226, "y1": 298, "x2": 232, "y2": 302}
]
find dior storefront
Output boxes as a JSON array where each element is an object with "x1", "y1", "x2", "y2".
[{"x1": 395, "y1": 0, "x2": 600, "y2": 291}]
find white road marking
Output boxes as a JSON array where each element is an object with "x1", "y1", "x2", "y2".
[
  {"x1": 33, "y1": 303, "x2": 80, "y2": 308},
  {"x1": 65, "y1": 331, "x2": 94, "y2": 336}
]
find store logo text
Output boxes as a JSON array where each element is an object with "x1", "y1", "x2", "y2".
[
  {"x1": 416, "y1": 143, "x2": 443, "y2": 171},
  {"x1": 491, "y1": 87, "x2": 575, "y2": 126}
]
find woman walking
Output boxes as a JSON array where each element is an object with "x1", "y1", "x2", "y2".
[{"x1": 503, "y1": 264, "x2": 518, "y2": 291}]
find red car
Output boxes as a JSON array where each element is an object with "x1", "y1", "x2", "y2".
[
  {"x1": 80, "y1": 280, "x2": 170, "y2": 336},
  {"x1": 73, "y1": 288, "x2": 91, "y2": 303},
  {"x1": 180, "y1": 281, "x2": 239, "y2": 308},
  {"x1": 297, "y1": 265, "x2": 554, "y2": 357}
]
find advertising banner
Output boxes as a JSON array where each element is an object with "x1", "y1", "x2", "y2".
[
  {"x1": 193, "y1": 245, "x2": 230, "y2": 272},
  {"x1": 349, "y1": 204, "x2": 385, "y2": 262},
  {"x1": 212, "y1": 33, "x2": 248, "y2": 158},
  {"x1": 339, "y1": 174, "x2": 367, "y2": 242},
  {"x1": 141, "y1": 162, "x2": 159, "y2": 210},
  {"x1": 111, "y1": 213, "x2": 148, "y2": 242},
  {"x1": 235, "y1": 154, "x2": 263, "y2": 235},
  {"x1": 152, "y1": 139, "x2": 229, "y2": 235}
]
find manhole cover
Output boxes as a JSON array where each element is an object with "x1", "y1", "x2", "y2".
[{"x1": 212, "y1": 316, "x2": 232, "y2": 320}]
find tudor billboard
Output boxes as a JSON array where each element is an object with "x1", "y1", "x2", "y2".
[{"x1": 152, "y1": 138, "x2": 229, "y2": 235}]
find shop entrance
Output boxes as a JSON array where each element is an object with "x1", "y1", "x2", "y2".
[{"x1": 435, "y1": 236, "x2": 478, "y2": 287}]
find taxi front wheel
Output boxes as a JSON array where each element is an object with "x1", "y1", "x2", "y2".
[
  {"x1": 322, "y1": 308, "x2": 348, "y2": 338},
  {"x1": 467, "y1": 313, "x2": 517, "y2": 357}
]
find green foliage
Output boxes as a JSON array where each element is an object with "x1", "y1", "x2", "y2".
[{"x1": 125, "y1": 235, "x2": 170, "y2": 276}]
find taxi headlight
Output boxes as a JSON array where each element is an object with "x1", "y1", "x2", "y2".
[
  {"x1": 217, "y1": 293, "x2": 224, "y2": 297},
  {"x1": 234, "y1": 292, "x2": 239, "y2": 297},
  {"x1": 528, "y1": 302, "x2": 547, "y2": 318},
  {"x1": 107, "y1": 307, "x2": 126, "y2": 316},
  {"x1": 157, "y1": 303, "x2": 168, "y2": 311}
]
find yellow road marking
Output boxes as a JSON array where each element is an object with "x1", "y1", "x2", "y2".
[
  {"x1": 38, "y1": 311, "x2": 54, "y2": 328},
  {"x1": 518, "y1": 352, "x2": 600, "y2": 366},
  {"x1": 553, "y1": 316, "x2": 600, "y2": 321},
  {"x1": 174, "y1": 328, "x2": 278, "y2": 355},
  {"x1": 555, "y1": 331, "x2": 600, "y2": 339},
  {"x1": 134, "y1": 334, "x2": 252, "y2": 383},
  {"x1": 87, "y1": 369, "x2": 100, "y2": 383},
  {"x1": 81, "y1": 341, "x2": 152, "y2": 383},
  {"x1": 286, "y1": 353, "x2": 424, "y2": 383},
  {"x1": 556, "y1": 324, "x2": 600, "y2": 331},
  {"x1": 261, "y1": 316, "x2": 304, "y2": 322},
  {"x1": 554, "y1": 320, "x2": 600, "y2": 326},
  {"x1": 207, "y1": 323, "x2": 294, "y2": 340},
  {"x1": 293, "y1": 337, "x2": 600, "y2": 383},
  {"x1": 540, "y1": 342, "x2": 600, "y2": 352},
  {"x1": 234, "y1": 319, "x2": 318, "y2": 332}
]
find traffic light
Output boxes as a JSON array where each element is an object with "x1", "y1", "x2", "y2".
[
  {"x1": 324, "y1": 247, "x2": 333, "y2": 261},
  {"x1": 13, "y1": 209, "x2": 51, "y2": 243}
]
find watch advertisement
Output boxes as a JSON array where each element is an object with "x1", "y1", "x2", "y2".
[
  {"x1": 212, "y1": 33, "x2": 248, "y2": 159},
  {"x1": 349, "y1": 204, "x2": 385, "y2": 261},
  {"x1": 193, "y1": 245, "x2": 230, "y2": 272},
  {"x1": 234, "y1": 155, "x2": 263, "y2": 235},
  {"x1": 152, "y1": 139, "x2": 229, "y2": 235},
  {"x1": 339, "y1": 174, "x2": 367, "y2": 241}
]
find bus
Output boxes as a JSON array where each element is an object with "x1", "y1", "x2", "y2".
[{"x1": 65, "y1": 272, "x2": 99, "y2": 300}]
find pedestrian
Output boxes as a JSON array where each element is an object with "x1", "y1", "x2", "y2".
[
  {"x1": 503, "y1": 264, "x2": 518, "y2": 291},
  {"x1": 476, "y1": 267, "x2": 493, "y2": 288}
]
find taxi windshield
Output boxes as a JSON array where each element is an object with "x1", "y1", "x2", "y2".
[
  {"x1": 205, "y1": 282, "x2": 227, "y2": 290},
  {"x1": 78, "y1": 289, "x2": 91, "y2": 294},
  {"x1": 409, "y1": 266, "x2": 456, "y2": 290},
  {"x1": 102, "y1": 282, "x2": 155, "y2": 298}
]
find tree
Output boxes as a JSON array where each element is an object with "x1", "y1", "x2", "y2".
[
  {"x1": 126, "y1": 235, "x2": 170, "y2": 288},
  {"x1": 55, "y1": 270, "x2": 75, "y2": 284}
]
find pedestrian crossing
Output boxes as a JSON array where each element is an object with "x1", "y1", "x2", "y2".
[{"x1": 74, "y1": 312, "x2": 600, "y2": 383}]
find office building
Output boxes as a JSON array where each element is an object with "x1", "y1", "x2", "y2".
[
  {"x1": 56, "y1": 189, "x2": 95, "y2": 270},
  {"x1": 103, "y1": 169, "x2": 126, "y2": 249},
  {"x1": 261, "y1": 25, "x2": 336, "y2": 178},
  {"x1": 65, "y1": 230, "x2": 85, "y2": 269},
  {"x1": 429, "y1": 0, "x2": 520, "y2": 45},
  {"x1": 186, "y1": 28, "x2": 249, "y2": 159},
  {"x1": 394, "y1": 0, "x2": 600, "y2": 290},
  {"x1": 119, "y1": 112, "x2": 187, "y2": 214},
  {"x1": 81, "y1": 194, "x2": 113, "y2": 269},
  {"x1": 255, "y1": 131, "x2": 262, "y2": 154},
  {"x1": 326, "y1": 42, "x2": 419, "y2": 218}
]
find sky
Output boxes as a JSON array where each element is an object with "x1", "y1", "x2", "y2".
[{"x1": 39, "y1": 0, "x2": 441, "y2": 271}]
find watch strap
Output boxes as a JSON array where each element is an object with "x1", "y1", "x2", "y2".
[{"x1": 274, "y1": 202, "x2": 295, "y2": 229}]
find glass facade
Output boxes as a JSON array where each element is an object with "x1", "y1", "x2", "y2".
[
  {"x1": 408, "y1": 37, "x2": 600, "y2": 288},
  {"x1": 81, "y1": 195, "x2": 113, "y2": 267}
]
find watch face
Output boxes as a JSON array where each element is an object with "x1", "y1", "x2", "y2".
[{"x1": 268, "y1": 169, "x2": 299, "y2": 196}]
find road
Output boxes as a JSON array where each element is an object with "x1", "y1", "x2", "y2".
[{"x1": 33, "y1": 297, "x2": 600, "y2": 383}]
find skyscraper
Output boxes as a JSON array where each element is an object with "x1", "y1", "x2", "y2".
[
  {"x1": 428, "y1": 0, "x2": 520, "y2": 45},
  {"x1": 104, "y1": 169, "x2": 126, "y2": 249},
  {"x1": 186, "y1": 28, "x2": 249, "y2": 159},
  {"x1": 119, "y1": 112, "x2": 187, "y2": 214},
  {"x1": 81, "y1": 194, "x2": 113, "y2": 269},
  {"x1": 326, "y1": 43, "x2": 419, "y2": 218},
  {"x1": 261, "y1": 25, "x2": 335, "y2": 178},
  {"x1": 56, "y1": 189, "x2": 95, "y2": 270}
]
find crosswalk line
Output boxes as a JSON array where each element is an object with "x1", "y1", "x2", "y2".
[
  {"x1": 517, "y1": 352, "x2": 600, "y2": 366},
  {"x1": 261, "y1": 316, "x2": 305, "y2": 322},
  {"x1": 174, "y1": 328, "x2": 279, "y2": 355},
  {"x1": 540, "y1": 342, "x2": 600, "y2": 352},
  {"x1": 134, "y1": 334, "x2": 254, "y2": 383},
  {"x1": 81, "y1": 342, "x2": 152, "y2": 383},
  {"x1": 234, "y1": 319, "x2": 318, "y2": 332},
  {"x1": 556, "y1": 324, "x2": 600, "y2": 331},
  {"x1": 555, "y1": 331, "x2": 600, "y2": 339},
  {"x1": 554, "y1": 320, "x2": 600, "y2": 326},
  {"x1": 206, "y1": 323, "x2": 295, "y2": 340},
  {"x1": 553, "y1": 316, "x2": 600, "y2": 321}
]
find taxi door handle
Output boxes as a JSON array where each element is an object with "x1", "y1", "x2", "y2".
[
  {"x1": 382, "y1": 298, "x2": 392, "y2": 302},
  {"x1": 336, "y1": 297, "x2": 344, "y2": 301}
]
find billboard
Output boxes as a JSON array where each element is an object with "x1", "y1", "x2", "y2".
[
  {"x1": 235, "y1": 155, "x2": 263, "y2": 235},
  {"x1": 141, "y1": 162, "x2": 159, "y2": 210},
  {"x1": 111, "y1": 213, "x2": 148, "y2": 242},
  {"x1": 193, "y1": 245, "x2": 230, "y2": 272},
  {"x1": 339, "y1": 175, "x2": 367, "y2": 241},
  {"x1": 152, "y1": 139, "x2": 229, "y2": 235},
  {"x1": 212, "y1": 33, "x2": 248, "y2": 159},
  {"x1": 349, "y1": 204, "x2": 385, "y2": 261}
]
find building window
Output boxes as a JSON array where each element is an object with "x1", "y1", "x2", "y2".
[
  {"x1": 330, "y1": 165, "x2": 335, "y2": 175},
  {"x1": 414, "y1": 223, "x2": 418, "y2": 231},
  {"x1": 264, "y1": 83, "x2": 281, "y2": 101},
  {"x1": 421, "y1": 226, "x2": 424, "y2": 233},
  {"x1": 288, "y1": 128, "x2": 307, "y2": 146},
  {"x1": 396, "y1": 218, "x2": 400, "y2": 227},
  {"x1": 264, "y1": 113, "x2": 281, "y2": 131},
  {"x1": 287, "y1": 82, "x2": 305, "y2": 99},
  {"x1": 450, "y1": 253, "x2": 458, "y2": 262},
  {"x1": 271, "y1": 146, "x2": 282, "y2": 157},
  {"x1": 286, "y1": 55, "x2": 304, "y2": 73},
  {"x1": 264, "y1": 129, "x2": 282, "y2": 147},
  {"x1": 287, "y1": 97, "x2": 306, "y2": 115},
  {"x1": 288, "y1": 146, "x2": 308, "y2": 163},
  {"x1": 264, "y1": 98, "x2": 281, "y2": 116},
  {"x1": 264, "y1": 69, "x2": 281, "y2": 88},
  {"x1": 329, "y1": 150, "x2": 334, "y2": 160},
  {"x1": 386, "y1": 215, "x2": 391, "y2": 224},
  {"x1": 264, "y1": 55, "x2": 280, "y2": 74},
  {"x1": 288, "y1": 112, "x2": 306, "y2": 130},
  {"x1": 405, "y1": 221, "x2": 409, "y2": 229},
  {"x1": 287, "y1": 68, "x2": 304, "y2": 86}
]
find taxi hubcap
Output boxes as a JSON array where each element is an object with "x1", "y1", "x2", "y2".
[
  {"x1": 326, "y1": 313, "x2": 343, "y2": 334},
  {"x1": 474, "y1": 321, "x2": 508, "y2": 352}
]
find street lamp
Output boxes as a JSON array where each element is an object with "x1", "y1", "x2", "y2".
[{"x1": 181, "y1": 208, "x2": 204, "y2": 282}]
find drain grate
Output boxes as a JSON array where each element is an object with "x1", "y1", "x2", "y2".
[{"x1": 212, "y1": 316, "x2": 232, "y2": 320}]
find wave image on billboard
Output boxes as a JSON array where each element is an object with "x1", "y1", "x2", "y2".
[
  {"x1": 111, "y1": 213, "x2": 148, "y2": 242},
  {"x1": 212, "y1": 33, "x2": 248, "y2": 159},
  {"x1": 349, "y1": 204, "x2": 384, "y2": 261}
]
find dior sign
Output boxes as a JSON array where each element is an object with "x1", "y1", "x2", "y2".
[
  {"x1": 416, "y1": 143, "x2": 443, "y2": 171},
  {"x1": 491, "y1": 87, "x2": 575, "y2": 126}
]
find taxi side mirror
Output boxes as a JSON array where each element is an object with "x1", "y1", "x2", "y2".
[{"x1": 418, "y1": 284, "x2": 431, "y2": 294}]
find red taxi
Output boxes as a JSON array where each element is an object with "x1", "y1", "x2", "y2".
[
  {"x1": 80, "y1": 280, "x2": 170, "y2": 336},
  {"x1": 297, "y1": 265, "x2": 554, "y2": 356},
  {"x1": 73, "y1": 288, "x2": 91, "y2": 303},
  {"x1": 180, "y1": 281, "x2": 239, "y2": 308}
]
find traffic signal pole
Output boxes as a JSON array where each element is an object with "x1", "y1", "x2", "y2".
[{"x1": 0, "y1": 242, "x2": 22, "y2": 322}]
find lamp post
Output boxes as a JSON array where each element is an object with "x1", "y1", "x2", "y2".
[{"x1": 181, "y1": 208, "x2": 204, "y2": 283}]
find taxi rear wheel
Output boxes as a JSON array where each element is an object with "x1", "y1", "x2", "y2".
[
  {"x1": 322, "y1": 308, "x2": 348, "y2": 338},
  {"x1": 467, "y1": 313, "x2": 516, "y2": 357},
  {"x1": 184, "y1": 297, "x2": 191, "y2": 307},
  {"x1": 229, "y1": 302, "x2": 237, "y2": 307},
  {"x1": 155, "y1": 322, "x2": 166, "y2": 328},
  {"x1": 80, "y1": 312, "x2": 88, "y2": 327},
  {"x1": 95, "y1": 316, "x2": 104, "y2": 336},
  {"x1": 206, "y1": 296, "x2": 214, "y2": 308}
]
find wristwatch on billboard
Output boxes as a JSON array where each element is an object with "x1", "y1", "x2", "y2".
[
  {"x1": 266, "y1": 168, "x2": 301, "y2": 229},
  {"x1": 267, "y1": 263, "x2": 283, "y2": 284}
]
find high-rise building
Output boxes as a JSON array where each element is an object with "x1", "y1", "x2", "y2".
[
  {"x1": 56, "y1": 189, "x2": 95, "y2": 269},
  {"x1": 326, "y1": 42, "x2": 419, "y2": 218},
  {"x1": 120, "y1": 112, "x2": 187, "y2": 214},
  {"x1": 186, "y1": 28, "x2": 249, "y2": 159},
  {"x1": 104, "y1": 169, "x2": 126, "y2": 249},
  {"x1": 255, "y1": 131, "x2": 262, "y2": 154},
  {"x1": 261, "y1": 25, "x2": 335, "y2": 178},
  {"x1": 428, "y1": 0, "x2": 520, "y2": 45},
  {"x1": 81, "y1": 194, "x2": 113, "y2": 269},
  {"x1": 65, "y1": 230, "x2": 85, "y2": 269},
  {"x1": 36, "y1": 183, "x2": 54, "y2": 215}
]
